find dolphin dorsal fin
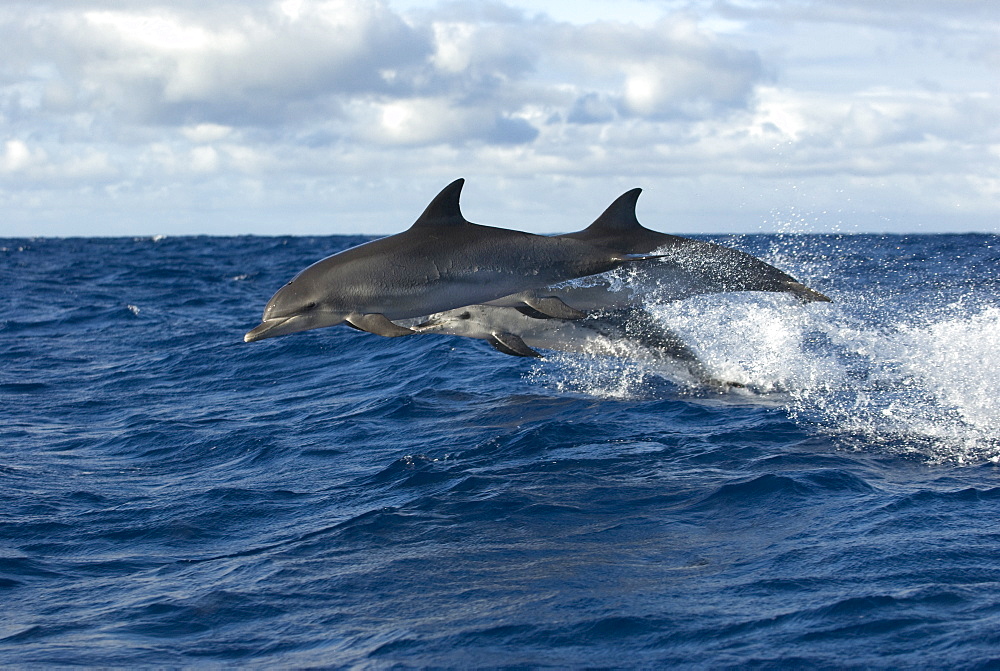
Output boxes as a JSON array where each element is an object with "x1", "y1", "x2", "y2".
[
  {"x1": 585, "y1": 188, "x2": 644, "y2": 233},
  {"x1": 411, "y1": 178, "x2": 468, "y2": 227}
]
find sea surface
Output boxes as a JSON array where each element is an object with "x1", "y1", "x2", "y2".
[{"x1": 2, "y1": 233, "x2": 999, "y2": 668}]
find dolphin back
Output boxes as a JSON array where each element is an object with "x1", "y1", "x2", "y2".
[{"x1": 560, "y1": 188, "x2": 830, "y2": 303}]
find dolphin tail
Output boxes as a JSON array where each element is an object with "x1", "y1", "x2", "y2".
[{"x1": 785, "y1": 281, "x2": 832, "y2": 303}]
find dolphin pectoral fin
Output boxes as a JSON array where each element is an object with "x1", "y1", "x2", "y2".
[
  {"x1": 514, "y1": 305, "x2": 557, "y2": 320},
  {"x1": 522, "y1": 296, "x2": 587, "y2": 320},
  {"x1": 346, "y1": 313, "x2": 416, "y2": 338},
  {"x1": 487, "y1": 332, "x2": 542, "y2": 358}
]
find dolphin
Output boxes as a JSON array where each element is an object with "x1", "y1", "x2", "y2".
[
  {"x1": 406, "y1": 305, "x2": 691, "y2": 359},
  {"x1": 245, "y1": 179, "x2": 653, "y2": 343},
  {"x1": 488, "y1": 188, "x2": 830, "y2": 313},
  {"x1": 405, "y1": 304, "x2": 722, "y2": 383}
]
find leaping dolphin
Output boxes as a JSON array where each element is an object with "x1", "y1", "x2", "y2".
[
  {"x1": 245, "y1": 179, "x2": 651, "y2": 343},
  {"x1": 405, "y1": 304, "x2": 723, "y2": 384},
  {"x1": 406, "y1": 305, "x2": 692, "y2": 359},
  {"x1": 488, "y1": 188, "x2": 830, "y2": 313}
]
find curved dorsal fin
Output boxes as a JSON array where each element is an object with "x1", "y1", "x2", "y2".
[
  {"x1": 585, "y1": 188, "x2": 644, "y2": 232},
  {"x1": 411, "y1": 178, "x2": 468, "y2": 227}
]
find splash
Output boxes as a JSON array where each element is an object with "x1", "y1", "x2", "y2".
[
  {"x1": 528, "y1": 236, "x2": 1000, "y2": 465},
  {"x1": 527, "y1": 348, "x2": 694, "y2": 400},
  {"x1": 671, "y1": 297, "x2": 999, "y2": 464}
]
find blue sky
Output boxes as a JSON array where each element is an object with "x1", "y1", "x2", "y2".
[{"x1": 0, "y1": 0, "x2": 997, "y2": 236}]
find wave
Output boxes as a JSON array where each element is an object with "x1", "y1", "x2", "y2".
[{"x1": 527, "y1": 236, "x2": 1000, "y2": 465}]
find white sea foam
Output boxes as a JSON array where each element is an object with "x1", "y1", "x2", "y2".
[
  {"x1": 528, "y1": 353, "x2": 655, "y2": 400},
  {"x1": 683, "y1": 296, "x2": 998, "y2": 464},
  {"x1": 531, "y1": 278, "x2": 1000, "y2": 465}
]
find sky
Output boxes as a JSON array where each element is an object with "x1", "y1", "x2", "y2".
[{"x1": 0, "y1": 0, "x2": 997, "y2": 236}]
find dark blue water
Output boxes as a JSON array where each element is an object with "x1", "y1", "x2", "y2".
[{"x1": 2, "y1": 234, "x2": 999, "y2": 667}]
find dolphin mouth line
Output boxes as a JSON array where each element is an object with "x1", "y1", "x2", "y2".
[{"x1": 244, "y1": 317, "x2": 291, "y2": 343}]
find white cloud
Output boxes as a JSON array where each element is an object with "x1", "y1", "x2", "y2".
[
  {"x1": 0, "y1": 0, "x2": 996, "y2": 235},
  {"x1": 189, "y1": 145, "x2": 220, "y2": 173},
  {"x1": 0, "y1": 140, "x2": 41, "y2": 173},
  {"x1": 0, "y1": 138, "x2": 117, "y2": 183},
  {"x1": 358, "y1": 97, "x2": 537, "y2": 146},
  {"x1": 14, "y1": 1, "x2": 430, "y2": 126},
  {"x1": 180, "y1": 123, "x2": 233, "y2": 143},
  {"x1": 545, "y1": 16, "x2": 763, "y2": 120}
]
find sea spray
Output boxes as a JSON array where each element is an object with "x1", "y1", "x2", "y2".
[{"x1": 529, "y1": 236, "x2": 1000, "y2": 465}]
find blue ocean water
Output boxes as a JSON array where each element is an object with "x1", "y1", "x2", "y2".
[{"x1": 2, "y1": 233, "x2": 999, "y2": 667}]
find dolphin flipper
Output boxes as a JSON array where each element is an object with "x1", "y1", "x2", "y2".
[
  {"x1": 487, "y1": 332, "x2": 542, "y2": 358},
  {"x1": 346, "y1": 313, "x2": 416, "y2": 337},
  {"x1": 514, "y1": 305, "x2": 556, "y2": 320},
  {"x1": 521, "y1": 296, "x2": 587, "y2": 320}
]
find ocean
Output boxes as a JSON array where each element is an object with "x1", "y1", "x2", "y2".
[{"x1": 2, "y1": 233, "x2": 999, "y2": 668}]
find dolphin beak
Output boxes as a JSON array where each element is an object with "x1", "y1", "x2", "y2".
[
  {"x1": 244, "y1": 318, "x2": 292, "y2": 342},
  {"x1": 244, "y1": 311, "x2": 348, "y2": 342}
]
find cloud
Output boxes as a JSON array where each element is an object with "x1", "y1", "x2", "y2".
[
  {"x1": 62, "y1": 2, "x2": 429, "y2": 125},
  {"x1": 2, "y1": 1, "x2": 767, "y2": 134},
  {"x1": 715, "y1": 0, "x2": 1000, "y2": 26},
  {"x1": 547, "y1": 16, "x2": 763, "y2": 120},
  {"x1": 0, "y1": 0, "x2": 996, "y2": 235},
  {"x1": 356, "y1": 97, "x2": 537, "y2": 146},
  {"x1": 0, "y1": 138, "x2": 117, "y2": 185}
]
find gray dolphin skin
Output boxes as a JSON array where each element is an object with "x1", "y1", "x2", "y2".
[
  {"x1": 244, "y1": 179, "x2": 645, "y2": 343},
  {"x1": 406, "y1": 304, "x2": 720, "y2": 383},
  {"x1": 488, "y1": 188, "x2": 830, "y2": 313},
  {"x1": 407, "y1": 305, "x2": 692, "y2": 359}
]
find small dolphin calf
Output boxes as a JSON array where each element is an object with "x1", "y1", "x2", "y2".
[
  {"x1": 407, "y1": 305, "x2": 693, "y2": 360},
  {"x1": 489, "y1": 189, "x2": 830, "y2": 313},
  {"x1": 406, "y1": 304, "x2": 721, "y2": 383},
  {"x1": 245, "y1": 179, "x2": 647, "y2": 343}
]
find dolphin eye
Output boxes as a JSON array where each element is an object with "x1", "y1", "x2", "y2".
[
  {"x1": 304, "y1": 302, "x2": 318, "y2": 311},
  {"x1": 458, "y1": 311, "x2": 471, "y2": 320}
]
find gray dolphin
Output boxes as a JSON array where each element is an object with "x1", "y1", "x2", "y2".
[
  {"x1": 489, "y1": 188, "x2": 830, "y2": 313},
  {"x1": 406, "y1": 304, "x2": 691, "y2": 359},
  {"x1": 406, "y1": 304, "x2": 721, "y2": 383},
  {"x1": 245, "y1": 179, "x2": 650, "y2": 343}
]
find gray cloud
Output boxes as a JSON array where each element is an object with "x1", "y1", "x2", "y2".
[
  {"x1": 1, "y1": 1, "x2": 769, "y2": 137},
  {"x1": 546, "y1": 17, "x2": 764, "y2": 119},
  {"x1": 567, "y1": 93, "x2": 617, "y2": 124},
  {"x1": 0, "y1": 0, "x2": 996, "y2": 235},
  {"x1": 49, "y1": 3, "x2": 430, "y2": 126}
]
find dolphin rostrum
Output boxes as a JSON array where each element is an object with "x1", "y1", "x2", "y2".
[
  {"x1": 245, "y1": 179, "x2": 653, "y2": 343},
  {"x1": 488, "y1": 188, "x2": 830, "y2": 313}
]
